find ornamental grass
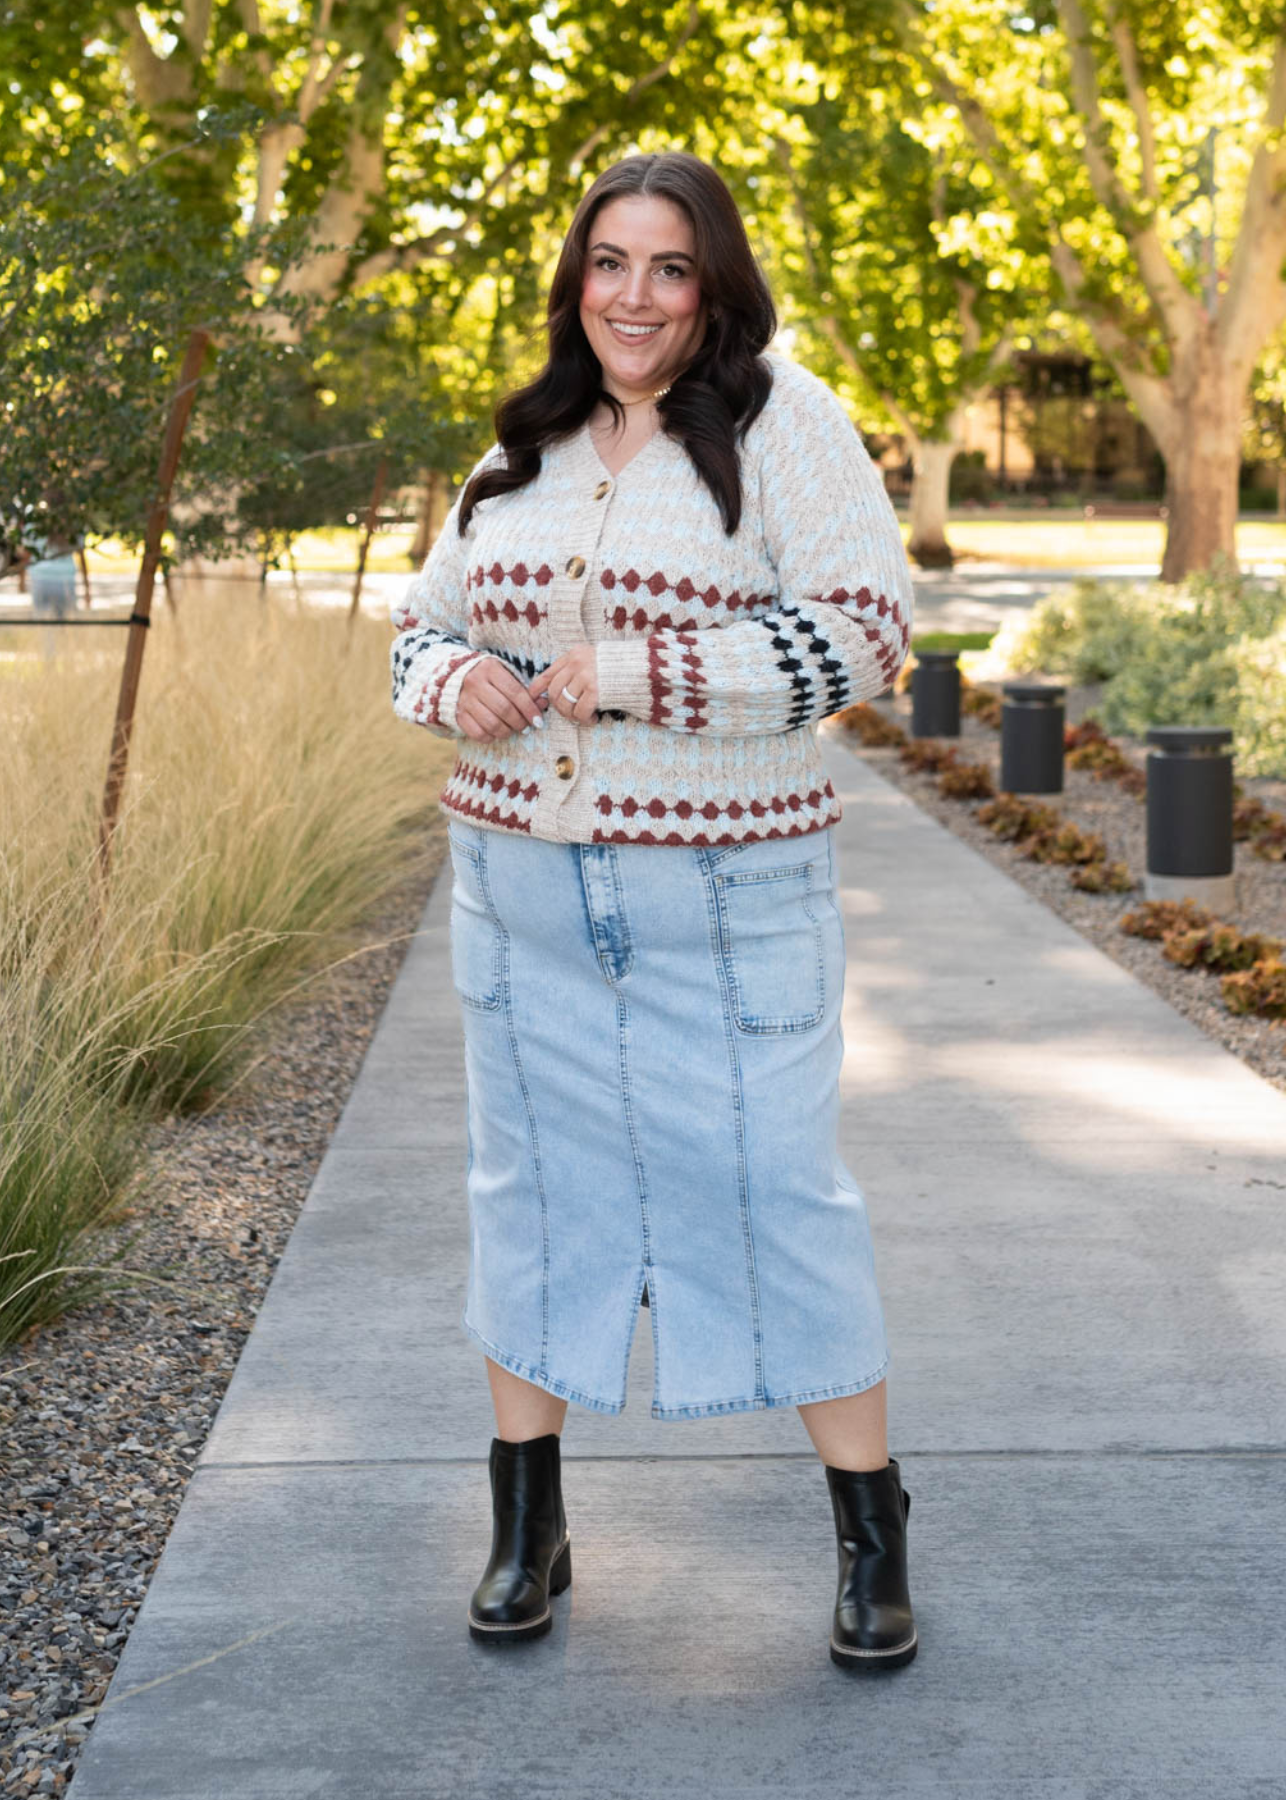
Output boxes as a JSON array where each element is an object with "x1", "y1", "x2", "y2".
[{"x1": 0, "y1": 590, "x2": 451, "y2": 1343}]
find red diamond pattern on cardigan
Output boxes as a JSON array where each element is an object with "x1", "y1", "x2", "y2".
[
  {"x1": 590, "y1": 781, "x2": 840, "y2": 846},
  {"x1": 468, "y1": 561, "x2": 555, "y2": 590},
  {"x1": 471, "y1": 596, "x2": 547, "y2": 629}
]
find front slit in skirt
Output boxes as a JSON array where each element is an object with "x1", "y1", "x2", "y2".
[{"x1": 445, "y1": 815, "x2": 889, "y2": 1421}]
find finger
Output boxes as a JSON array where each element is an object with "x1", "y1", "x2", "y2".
[
  {"x1": 468, "y1": 698, "x2": 508, "y2": 739},
  {"x1": 490, "y1": 693, "x2": 538, "y2": 736},
  {"x1": 529, "y1": 660, "x2": 567, "y2": 700},
  {"x1": 487, "y1": 672, "x2": 544, "y2": 728}
]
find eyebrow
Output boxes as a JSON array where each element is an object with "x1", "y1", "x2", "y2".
[{"x1": 589, "y1": 240, "x2": 694, "y2": 262}]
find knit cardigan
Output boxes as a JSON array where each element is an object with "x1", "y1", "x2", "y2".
[{"x1": 389, "y1": 352, "x2": 914, "y2": 846}]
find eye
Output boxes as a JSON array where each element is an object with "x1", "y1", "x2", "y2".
[
  {"x1": 660, "y1": 263, "x2": 690, "y2": 279},
  {"x1": 593, "y1": 255, "x2": 621, "y2": 271}
]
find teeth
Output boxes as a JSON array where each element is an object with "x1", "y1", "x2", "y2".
[{"x1": 611, "y1": 322, "x2": 661, "y2": 336}]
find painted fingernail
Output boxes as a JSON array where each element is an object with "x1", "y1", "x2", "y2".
[{"x1": 530, "y1": 713, "x2": 544, "y2": 729}]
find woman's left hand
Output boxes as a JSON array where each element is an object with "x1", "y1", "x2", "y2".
[{"x1": 529, "y1": 643, "x2": 600, "y2": 725}]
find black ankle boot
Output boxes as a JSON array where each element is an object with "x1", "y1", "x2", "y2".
[
  {"x1": 825, "y1": 1457, "x2": 917, "y2": 1672},
  {"x1": 468, "y1": 1432, "x2": 572, "y2": 1644}
]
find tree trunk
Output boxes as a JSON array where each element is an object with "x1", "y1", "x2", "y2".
[
  {"x1": 409, "y1": 469, "x2": 452, "y2": 565},
  {"x1": 907, "y1": 439, "x2": 961, "y2": 568},
  {"x1": 1157, "y1": 380, "x2": 1242, "y2": 582}
]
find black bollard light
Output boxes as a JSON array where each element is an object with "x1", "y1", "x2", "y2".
[
  {"x1": 1144, "y1": 726, "x2": 1235, "y2": 910},
  {"x1": 910, "y1": 649, "x2": 961, "y2": 737},
  {"x1": 1001, "y1": 683, "x2": 1066, "y2": 794}
]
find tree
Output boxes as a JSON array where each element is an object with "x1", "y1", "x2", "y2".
[
  {"x1": 0, "y1": 128, "x2": 317, "y2": 571},
  {"x1": 858, "y1": 0, "x2": 1286, "y2": 579},
  {"x1": 748, "y1": 62, "x2": 1049, "y2": 564}
]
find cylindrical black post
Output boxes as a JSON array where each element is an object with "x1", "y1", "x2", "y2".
[
  {"x1": 910, "y1": 650, "x2": 960, "y2": 737},
  {"x1": 1144, "y1": 726, "x2": 1235, "y2": 909},
  {"x1": 1001, "y1": 683, "x2": 1066, "y2": 793}
]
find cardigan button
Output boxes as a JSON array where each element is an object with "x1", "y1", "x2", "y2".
[
  {"x1": 555, "y1": 754, "x2": 575, "y2": 779},
  {"x1": 565, "y1": 555, "x2": 586, "y2": 578},
  {"x1": 593, "y1": 479, "x2": 611, "y2": 500}
]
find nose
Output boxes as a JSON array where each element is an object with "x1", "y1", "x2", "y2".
[{"x1": 621, "y1": 264, "x2": 653, "y2": 308}]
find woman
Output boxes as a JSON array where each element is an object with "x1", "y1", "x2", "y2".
[{"x1": 390, "y1": 151, "x2": 918, "y2": 1673}]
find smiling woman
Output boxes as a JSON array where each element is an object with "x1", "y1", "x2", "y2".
[{"x1": 388, "y1": 150, "x2": 919, "y2": 1676}]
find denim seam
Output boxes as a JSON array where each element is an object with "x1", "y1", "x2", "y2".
[
  {"x1": 697, "y1": 848, "x2": 766, "y2": 1406},
  {"x1": 649, "y1": 1354, "x2": 890, "y2": 1421},
  {"x1": 476, "y1": 834, "x2": 551, "y2": 1378},
  {"x1": 461, "y1": 1314, "x2": 625, "y2": 1415},
  {"x1": 446, "y1": 837, "x2": 504, "y2": 1012},
  {"x1": 616, "y1": 991, "x2": 653, "y2": 1267}
]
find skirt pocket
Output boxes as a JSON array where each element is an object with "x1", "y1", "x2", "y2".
[
  {"x1": 711, "y1": 857, "x2": 827, "y2": 1034},
  {"x1": 447, "y1": 828, "x2": 504, "y2": 1012}
]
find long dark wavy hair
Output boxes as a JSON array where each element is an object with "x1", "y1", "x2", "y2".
[{"x1": 458, "y1": 151, "x2": 777, "y2": 537}]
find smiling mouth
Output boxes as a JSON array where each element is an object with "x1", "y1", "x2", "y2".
[{"x1": 607, "y1": 320, "x2": 664, "y2": 339}]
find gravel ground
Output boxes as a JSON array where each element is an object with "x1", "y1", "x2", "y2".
[
  {"x1": 830, "y1": 686, "x2": 1286, "y2": 1098},
  {"x1": 0, "y1": 834, "x2": 447, "y2": 1797}
]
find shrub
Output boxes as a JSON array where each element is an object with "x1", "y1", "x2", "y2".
[
  {"x1": 1016, "y1": 822, "x2": 1107, "y2": 865},
  {"x1": 1222, "y1": 959, "x2": 1286, "y2": 1018},
  {"x1": 1162, "y1": 923, "x2": 1283, "y2": 973},
  {"x1": 833, "y1": 701, "x2": 907, "y2": 747},
  {"x1": 899, "y1": 738, "x2": 959, "y2": 773},
  {"x1": 1119, "y1": 898, "x2": 1214, "y2": 940},
  {"x1": 984, "y1": 562, "x2": 1286, "y2": 778},
  {"x1": 1069, "y1": 860, "x2": 1135, "y2": 893},
  {"x1": 976, "y1": 795, "x2": 1062, "y2": 840},
  {"x1": 962, "y1": 683, "x2": 1003, "y2": 728},
  {"x1": 938, "y1": 761, "x2": 996, "y2": 800}
]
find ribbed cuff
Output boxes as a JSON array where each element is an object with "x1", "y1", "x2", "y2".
[
  {"x1": 594, "y1": 639, "x2": 653, "y2": 716},
  {"x1": 437, "y1": 651, "x2": 488, "y2": 734}
]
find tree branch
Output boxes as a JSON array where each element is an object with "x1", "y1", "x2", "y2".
[
  {"x1": 568, "y1": 0, "x2": 701, "y2": 173},
  {"x1": 349, "y1": 156, "x2": 522, "y2": 286},
  {"x1": 1218, "y1": 32, "x2": 1286, "y2": 373},
  {"x1": 1105, "y1": 3, "x2": 1158, "y2": 203},
  {"x1": 1056, "y1": 0, "x2": 1193, "y2": 337}
]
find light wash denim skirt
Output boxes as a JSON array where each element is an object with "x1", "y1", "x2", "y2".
[{"x1": 446, "y1": 816, "x2": 890, "y2": 1421}]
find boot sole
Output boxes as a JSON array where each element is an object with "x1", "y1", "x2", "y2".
[
  {"x1": 829, "y1": 1628, "x2": 918, "y2": 1672},
  {"x1": 467, "y1": 1538, "x2": 572, "y2": 1645}
]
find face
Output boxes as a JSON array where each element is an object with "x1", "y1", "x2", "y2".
[{"x1": 579, "y1": 193, "x2": 709, "y2": 403}]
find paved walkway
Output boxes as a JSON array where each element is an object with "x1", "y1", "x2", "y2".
[{"x1": 68, "y1": 733, "x2": 1285, "y2": 1799}]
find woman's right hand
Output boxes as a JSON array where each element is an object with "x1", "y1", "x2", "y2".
[{"x1": 457, "y1": 656, "x2": 549, "y2": 742}]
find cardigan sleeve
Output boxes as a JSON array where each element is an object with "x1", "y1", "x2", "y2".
[
  {"x1": 593, "y1": 372, "x2": 914, "y2": 736},
  {"x1": 389, "y1": 445, "x2": 502, "y2": 737}
]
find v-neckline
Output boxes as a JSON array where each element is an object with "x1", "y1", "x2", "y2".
[{"x1": 582, "y1": 415, "x2": 666, "y2": 482}]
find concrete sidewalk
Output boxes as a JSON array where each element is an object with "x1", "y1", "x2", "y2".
[{"x1": 68, "y1": 731, "x2": 1285, "y2": 1799}]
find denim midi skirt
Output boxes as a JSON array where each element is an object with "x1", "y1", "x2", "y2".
[{"x1": 446, "y1": 817, "x2": 890, "y2": 1421}]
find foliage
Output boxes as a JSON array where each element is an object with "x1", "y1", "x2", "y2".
[
  {"x1": 985, "y1": 562, "x2": 1286, "y2": 775},
  {"x1": 1221, "y1": 959, "x2": 1286, "y2": 1019},
  {"x1": 832, "y1": 701, "x2": 908, "y2": 745},
  {"x1": 898, "y1": 737, "x2": 959, "y2": 772},
  {"x1": 1233, "y1": 793, "x2": 1286, "y2": 861},
  {"x1": 1161, "y1": 922, "x2": 1282, "y2": 973},
  {"x1": 961, "y1": 681, "x2": 1003, "y2": 727},
  {"x1": 1069, "y1": 859, "x2": 1135, "y2": 892},
  {"x1": 1119, "y1": 898, "x2": 1213, "y2": 939},
  {"x1": 976, "y1": 795, "x2": 1062, "y2": 841},
  {"x1": 0, "y1": 125, "x2": 320, "y2": 567},
  {"x1": 938, "y1": 760, "x2": 995, "y2": 799},
  {"x1": 0, "y1": 593, "x2": 454, "y2": 1342}
]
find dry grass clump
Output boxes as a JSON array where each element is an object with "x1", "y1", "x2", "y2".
[{"x1": 0, "y1": 592, "x2": 452, "y2": 1341}]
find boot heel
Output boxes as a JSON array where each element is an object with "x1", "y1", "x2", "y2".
[{"x1": 549, "y1": 1536, "x2": 572, "y2": 1595}]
